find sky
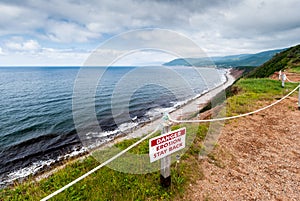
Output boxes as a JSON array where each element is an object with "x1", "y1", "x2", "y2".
[{"x1": 1, "y1": 0, "x2": 300, "y2": 66}]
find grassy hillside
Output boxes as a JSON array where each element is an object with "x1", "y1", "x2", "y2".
[{"x1": 247, "y1": 44, "x2": 300, "y2": 78}]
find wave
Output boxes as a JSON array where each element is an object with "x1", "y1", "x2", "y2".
[
  {"x1": 0, "y1": 146, "x2": 87, "y2": 188},
  {"x1": 0, "y1": 131, "x2": 82, "y2": 186}
]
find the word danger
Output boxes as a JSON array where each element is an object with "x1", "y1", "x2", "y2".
[{"x1": 149, "y1": 127, "x2": 186, "y2": 163}]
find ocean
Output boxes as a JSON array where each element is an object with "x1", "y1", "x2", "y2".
[{"x1": 0, "y1": 66, "x2": 226, "y2": 187}]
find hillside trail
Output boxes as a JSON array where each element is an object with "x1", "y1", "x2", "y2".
[{"x1": 176, "y1": 71, "x2": 300, "y2": 201}]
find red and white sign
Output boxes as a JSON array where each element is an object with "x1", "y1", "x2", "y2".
[{"x1": 149, "y1": 127, "x2": 186, "y2": 163}]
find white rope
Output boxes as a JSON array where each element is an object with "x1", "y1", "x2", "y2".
[
  {"x1": 168, "y1": 84, "x2": 300, "y2": 123},
  {"x1": 41, "y1": 78, "x2": 300, "y2": 200},
  {"x1": 41, "y1": 125, "x2": 160, "y2": 201},
  {"x1": 286, "y1": 76, "x2": 298, "y2": 84}
]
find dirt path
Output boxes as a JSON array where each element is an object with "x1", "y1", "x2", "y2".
[{"x1": 178, "y1": 76, "x2": 300, "y2": 200}]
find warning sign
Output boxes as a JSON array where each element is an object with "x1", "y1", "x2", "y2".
[{"x1": 149, "y1": 127, "x2": 186, "y2": 163}]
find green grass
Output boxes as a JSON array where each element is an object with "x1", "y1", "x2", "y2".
[
  {"x1": 226, "y1": 78, "x2": 298, "y2": 115},
  {"x1": 1, "y1": 77, "x2": 298, "y2": 201},
  {"x1": 290, "y1": 66, "x2": 300, "y2": 73},
  {"x1": 0, "y1": 155, "x2": 184, "y2": 201},
  {"x1": 0, "y1": 123, "x2": 208, "y2": 201}
]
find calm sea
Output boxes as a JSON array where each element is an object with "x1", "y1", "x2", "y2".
[{"x1": 0, "y1": 66, "x2": 226, "y2": 186}]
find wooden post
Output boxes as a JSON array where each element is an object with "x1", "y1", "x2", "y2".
[
  {"x1": 160, "y1": 115, "x2": 171, "y2": 187},
  {"x1": 298, "y1": 85, "x2": 300, "y2": 110}
]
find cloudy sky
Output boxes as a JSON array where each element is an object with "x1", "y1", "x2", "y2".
[{"x1": 1, "y1": 0, "x2": 300, "y2": 66}]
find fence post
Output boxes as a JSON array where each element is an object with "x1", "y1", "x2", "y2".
[
  {"x1": 160, "y1": 114, "x2": 171, "y2": 187},
  {"x1": 298, "y1": 85, "x2": 300, "y2": 110}
]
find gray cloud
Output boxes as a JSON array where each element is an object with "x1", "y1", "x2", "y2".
[
  {"x1": 0, "y1": 0, "x2": 241, "y2": 39},
  {"x1": 223, "y1": 0, "x2": 300, "y2": 36},
  {"x1": 0, "y1": 0, "x2": 300, "y2": 65},
  {"x1": 0, "y1": 2, "x2": 47, "y2": 35}
]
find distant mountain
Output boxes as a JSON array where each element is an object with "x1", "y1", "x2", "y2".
[
  {"x1": 163, "y1": 48, "x2": 286, "y2": 67},
  {"x1": 247, "y1": 44, "x2": 300, "y2": 78}
]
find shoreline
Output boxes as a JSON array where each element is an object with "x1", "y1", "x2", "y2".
[
  {"x1": 107, "y1": 68, "x2": 236, "y2": 145},
  {"x1": 5, "y1": 68, "x2": 239, "y2": 186},
  {"x1": 36, "y1": 68, "x2": 237, "y2": 182}
]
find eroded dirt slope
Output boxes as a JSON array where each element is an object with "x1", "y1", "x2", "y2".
[{"x1": 178, "y1": 76, "x2": 300, "y2": 201}]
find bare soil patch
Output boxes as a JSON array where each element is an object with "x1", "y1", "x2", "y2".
[{"x1": 177, "y1": 83, "x2": 300, "y2": 200}]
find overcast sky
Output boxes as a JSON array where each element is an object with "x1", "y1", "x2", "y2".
[{"x1": 1, "y1": 0, "x2": 300, "y2": 66}]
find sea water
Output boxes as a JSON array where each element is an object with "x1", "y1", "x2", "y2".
[{"x1": 0, "y1": 66, "x2": 226, "y2": 186}]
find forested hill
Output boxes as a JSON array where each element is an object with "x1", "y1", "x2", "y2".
[
  {"x1": 246, "y1": 44, "x2": 300, "y2": 78},
  {"x1": 163, "y1": 48, "x2": 285, "y2": 67}
]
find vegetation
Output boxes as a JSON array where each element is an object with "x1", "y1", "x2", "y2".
[
  {"x1": 289, "y1": 66, "x2": 300, "y2": 73},
  {"x1": 0, "y1": 123, "x2": 208, "y2": 201},
  {"x1": 247, "y1": 44, "x2": 300, "y2": 78},
  {"x1": 232, "y1": 66, "x2": 256, "y2": 75},
  {"x1": 226, "y1": 78, "x2": 298, "y2": 115}
]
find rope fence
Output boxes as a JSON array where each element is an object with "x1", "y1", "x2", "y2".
[
  {"x1": 286, "y1": 76, "x2": 299, "y2": 84},
  {"x1": 41, "y1": 126, "x2": 160, "y2": 201},
  {"x1": 168, "y1": 83, "x2": 300, "y2": 123},
  {"x1": 41, "y1": 78, "x2": 299, "y2": 201}
]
